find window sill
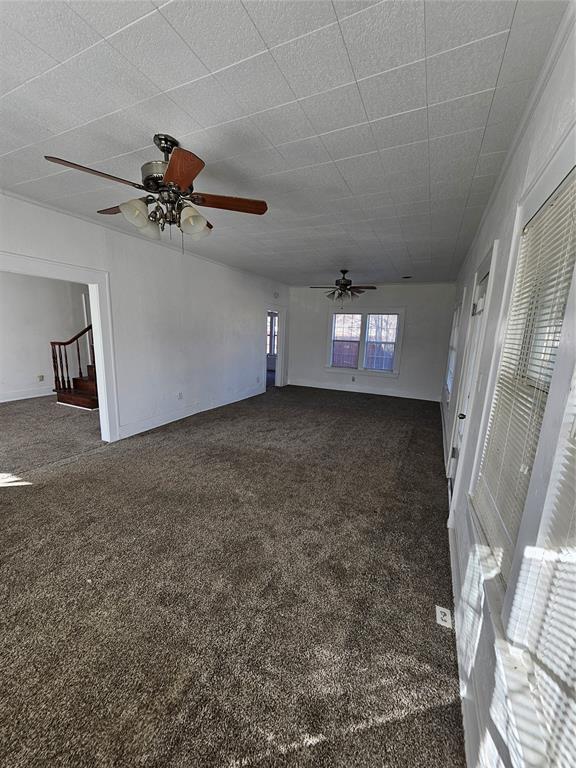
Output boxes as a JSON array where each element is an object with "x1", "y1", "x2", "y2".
[{"x1": 324, "y1": 365, "x2": 400, "y2": 379}]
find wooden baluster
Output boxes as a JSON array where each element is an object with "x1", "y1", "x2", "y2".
[
  {"x1": 51, "y1": 343, "x2": 61, "y2": 390},
  {"x1": 89, "y1": 328, "x2": 94, "y2": 367},
  {"x1": 58, "y1": 345, "x2": 66, "y2": 390},
  {"x1": 63, "y1": 346, "x2": 71, "y2": 390},
  {"x1": 76, "y1": 339, "x2": 83, "y2": 378}
]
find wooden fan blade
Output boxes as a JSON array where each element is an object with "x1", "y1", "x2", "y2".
[
  {"x1": 44, "y1": 156, "x2": 145, "y2": 190},
  {"x1": 190, "y1": 192, "x2": 268, "y2": 215},
  {"x1": 163, "y1": 148, "x2": 205, "y2": 190},
  {"x1": 354, "y1": 285, "x2": 377, "y2": 289},
  {"x1": 310, "y1": 286, "x2": 337, "y2": 289},
  {"x1": 351, "y1": 288, "x2": 365, "y2": 294}
]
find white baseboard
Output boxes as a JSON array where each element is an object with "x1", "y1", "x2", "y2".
[
  {"x1": 286, "y1": 377, "x2": 440, "y2": 402},
  {"x1": 56, "y1": 402, "x2": 99, "y2": 412},
  {"x1": 0, "y1": 387, "x2": 54, "y2": 403},
  {"x1": 117, "y1": 386, "x2": 265, "y2": 440}
]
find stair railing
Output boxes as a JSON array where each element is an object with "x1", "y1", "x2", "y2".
[{"x1": 50, "y1": 325, "x2": 94, "y2": 392}]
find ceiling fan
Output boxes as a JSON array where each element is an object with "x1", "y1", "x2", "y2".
[
  {"x1": 310, "y1": 270, "x2": 377, "y2": 300},
  {"x1": 44, "y1": 133, "x2": 268, "y2": 241}
]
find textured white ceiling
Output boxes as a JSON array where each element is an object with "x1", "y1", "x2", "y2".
[{"x1": 0, "y1": 0, "x2": 567, "y2": 284}]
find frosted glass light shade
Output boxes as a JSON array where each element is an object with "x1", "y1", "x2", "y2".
[
  {"x1": 140, "y1": 221, "x2": 160, "y2": 240},
  {"x1": 119, "y1": 198, "x2": 150, "y2": 229},
  {"x1": 180, "y1": 205, "x2": 207, "y2": 234}
]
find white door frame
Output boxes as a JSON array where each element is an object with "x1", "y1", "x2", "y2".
[
  {"x1": 448, "y1": 242, "x2": 499, "y2": 525},
  {"x1": 266, "y1": 304, "x2": 287, "y2": 387},
  {"x1": 442, "y1": 298, "x2": 463, "y2": 468},
  {"x1": 0, "y1": 250, "x2": 120, "y2": 442}
]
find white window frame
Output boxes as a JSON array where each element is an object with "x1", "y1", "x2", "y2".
[
  {"x1": 444, "y1": 303, "x2": 462, "y2": 403},
  {"x1": 465, "y1": 155, "x2": 576, "y2": 631},
  {"x1": 447, "y1": 245, "x2": 498, "y2": 522},
  {"x1": 451, "y1": 146, "x2": 576, "y2": 766},
  {"x1": 266, "y1": 311, "x2": 278, "y2": 356},
  {"x1": 325, "y1": 307, "x2": 405, "y2": 377},
  {"x1": 501, "y1": 234, "x2": 576, "y2": 627}
]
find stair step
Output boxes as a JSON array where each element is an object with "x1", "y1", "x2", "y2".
[
  {"x1": 73, "y1": 376, "x2": 97, "y2": 394},
  {"x1": 56, "y1": 389, "x2": 99, "y2": 410}
]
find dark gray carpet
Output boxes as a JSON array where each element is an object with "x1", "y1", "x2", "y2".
[
  {"x1": 0, "y1": 395, "x2": 102, "y2": 475},
  {"x1": 0, "y1": 386, "x2": 464, "y2": 767}
]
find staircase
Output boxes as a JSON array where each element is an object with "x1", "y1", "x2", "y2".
[{"x1": 51, "y1": 325, "x2": 98, "y2": 410}]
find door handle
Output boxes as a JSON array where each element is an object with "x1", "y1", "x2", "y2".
[{"x1": 458, "y1": 413, "x2": 466, "y2": 419}]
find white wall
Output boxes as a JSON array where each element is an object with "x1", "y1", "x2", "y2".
[
  {"x1": 0, "y1": 272, "x2": 87, "y2": 402},
  {"x1": 445, "y1": 6, "x2": 575, "y2": 767},
  {"x1": 0, "y1": 195, "x2": 288, "y2": 439},
  {"x1": 287, "y1": 282, "x2": 456, "y2": 402}
]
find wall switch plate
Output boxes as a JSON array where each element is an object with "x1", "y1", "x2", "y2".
[
  {"x1": 436, "y1": 605, "x2": 453, "y2": 629},
  {"x1": 351, "y1": 376, "x2": 356, "y2": 382},
  {"x1": 38, "y1": 374, "x2": 44, "y2": 382}
]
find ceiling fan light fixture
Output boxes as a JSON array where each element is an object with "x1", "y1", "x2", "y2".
[
  {"x1": 46, "y1": 134, "x2": 269, "y2": 244},
  {"x1": 310, "y1": 269, "x2": 377, "y2": 302},
  {"x1": 140, "y1": 220, "x2": 161, "y2": 240},
  {"x1": 119, "y1": 198, "x2": 150, "y2": 229},
  {"x1": 179, "y1": 204, "x2": 207, "y2": 235}
]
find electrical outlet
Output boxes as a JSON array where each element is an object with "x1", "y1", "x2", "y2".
[
  {"x1": 177, "y1": 392, "x2": 183, "y2": 400},
  {"x1": 37, "y1": 374, "x2": 44, "y2": 382},
  {"x1": 436, "y1": 605, "x2": 452, "y2": 629},
  {"x1": 351, "y1": 375, "x2": 356, "y2": 382}
]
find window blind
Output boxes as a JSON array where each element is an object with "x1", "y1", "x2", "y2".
[
  {"x1": 528, "y1": 368, "x2": 576, "y2": 767},
  {"x1": 507, "y1": 368, "x2": 576, "y2": 766},
  {"x1": 471, "y1": 168, "x2": 576, "y2": 583}
]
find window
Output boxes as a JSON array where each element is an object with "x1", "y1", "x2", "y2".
[
  {"x1": 507, "y1": 367, "x2": 576, "y2": 766},
  {"x1": 364, "y1": 314, "x2": 398, "y2": 371},
  {"x1": 331, "y1": 313, "x2": 361, "y2": 368},
  {"x1": 329, "y1": 311, "x2": 402, "y2": 373},
  {"x1": 471, "y1": 169, "x2": 576, "y2": 583},
  {"x1": 266, "y1": 312, "x2": 278, "y2": 355},
  {"x1": 445, "y1": 306, "x2": 461, "y2": 399}
]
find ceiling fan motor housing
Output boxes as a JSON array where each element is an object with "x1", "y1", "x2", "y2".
[
  {"x1": 336, "y1": 270, "x2": 351, "y2": 288},
  {"x1": 141, "y1": 160, "x2": 168, "y2": 192}
]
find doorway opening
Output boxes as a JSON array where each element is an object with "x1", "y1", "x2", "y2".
[
  {"x1": 0, "y1": 271, "x2": 104, "y2": 476},
  {"x1": 0, "y1": 251, "x2": 119, "y2": 448},
  {"x1": 266, "y1": 311, "x2": 279, "y2": 389}
]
